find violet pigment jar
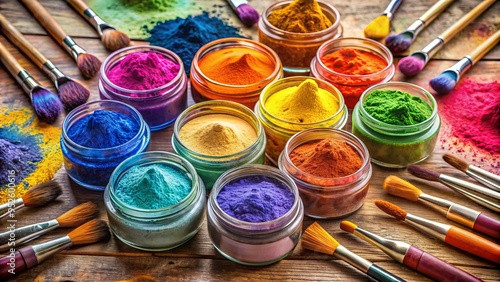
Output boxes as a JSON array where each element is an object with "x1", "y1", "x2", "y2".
[
  {"x1": 207, "y1": 164, "x2": 304, "y2": 266},
  {"x1": 99, "y1": 46, "x2": 188, "y2": 131}
]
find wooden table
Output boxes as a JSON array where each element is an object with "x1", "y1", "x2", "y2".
[{"x1": 0, "y1": 0, "x2": 499, "y2": 281}]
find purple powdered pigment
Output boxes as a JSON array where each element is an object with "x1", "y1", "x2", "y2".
[
  {"x1": 216, "y1": 175, "x2": 295, "y2": 222},
  {"x1": 0, "y1": 138, "x2": 42, "y2": 185}
]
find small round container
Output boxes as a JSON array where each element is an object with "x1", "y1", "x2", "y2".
[
  {"x1": 278, "y1": 128, "x2": 371, "y2": 218},
  {"x1": 172, "y1": 100, "x2": 266, "y2": 189},
  {"x1": 207, "y1": 164, "x2": 304, "y2": 266},
  {"x1": 99, "y1": 46, "x2": 188, "y2": 131},
  {"x1": 352, "y1": 82, "x2": 440, "y2": 168},
  {"x1": 104, "y1": 151, "x2": 206, "y2": 251},
  {"x1": 61, "y1": 100, "x2": 150, "y2": 191},
  {"x1": 190, "y1": 38, "x2": 283, "y2": 109},
  {"x1": 310, "y1": 37, "x2": 395, "y2": 108},
  {"x1": 258, "y1": 0, "x2": 343, "y2": 75},
  {"x1": 255, "y1": 76, "x2": 347, "y2": 165}
]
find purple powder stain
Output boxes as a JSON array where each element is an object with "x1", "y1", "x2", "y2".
[{"x1": 0, "y1": 136, "x2": 42, "y2": 186}]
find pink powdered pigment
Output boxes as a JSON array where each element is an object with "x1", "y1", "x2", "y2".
[{"x1": 108, "y1": 51, "x2": 180, "y2": 91}]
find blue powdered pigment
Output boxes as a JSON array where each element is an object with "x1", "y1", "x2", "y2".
[
  {"x1": 146, "y1": 11, "x2": 244, "y2": 74},
  {"x1": 217, "y1": 175, "x2": 295, "y2": 223},
  {"x1": 0, "y1": 138, "x2": 42, "y2": 186}
]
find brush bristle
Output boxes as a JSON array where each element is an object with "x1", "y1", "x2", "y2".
[
  {"x1": 236, "y1": 3, "x2": 260, "y2": 27},
  {"x1": 383, "y1": 175, "x2": 422, "y2": 201},
  {"x1": 430, "y1": 72, "x2": 457, "y2": 94},
  {"x1": 102, "y1": 29, "x2": 130, "y2": 52},
  {"x1": 56, "y1": 202, "x2": 99, "y2": 227},
  {"x1": 22, "y1": 179, "x2": 62, "y2": 207},
  {"x1": 31, "y1": 87, "x2": 63, "y2": 124},
  {"x1": 364, "y1": 15, "x2": 390, "y2": 40},
  {"x1": 76, "y1": 53, "x2": 102, "y2": 79},
  {"x1": 68, "y1": 219, "x2": 111, "y2": 245},
  {"x1": 398, "y1": 56, "x2": 425, "y2": 77},
  {"x1": 443, "y1": 153, "x2": 469, "y2": 172},
  {"x1": 57, "y1": 79, "x2": 90, "y2": 110},
  {"x1": 375, "y1": 200, "x2": 407, "y2": 221},
  {"x1": 385, "y1": 33, "x2": 413, "y2": 53},
  {"x1": 339, "y1": 221, "x2": 357, "y2": 233},
  {"x1": 301, "y1": 222, "x2": 340, "y2": 255},
  {"x1": 407, "y1": 165, "x2": 441, "y2": 182}
]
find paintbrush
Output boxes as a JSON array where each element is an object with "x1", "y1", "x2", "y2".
[
  {"x1": 340, "y1": 221, "x2": 483, "y2": 282},
  {"x1": 226, "y1": 0, "x2": 260, "y2": 27},
  {"x1": 0, "y1": 202, "x2": 98, "y2": 252},
  {"x1": 0, "y1": 219, "x2": 110, "y2": 279},
  {"x1": 302, "y1": 222, "x2": 406, "y2": 282},
  {"x1": 364, "y1": 0, "x2": 403, "y2": 40},
  {"x1": 430, "y1": 29, "x2": 500, "y2": 94},
  {"x1": 0, "y1": 13, "x2": 89, "y2": 110},
  {"x1": 0, "y1": 180, "x2": 62, "y2": 220},
  {"x1": 65, "y1": 0, "x2": 130, "y2": 51},
  {"x1": 398, "y1": 0, "x2": 495, "y2": 77},
  {"x1": 383, "y1": 175, "x2": 500, "y2": 239},
  {"x1": 385, "y1": 0, "x2": 455, "y2": 53},
  {"x1": 20, "y1": 0, "x2": 102, "y2": 78},
  {"x1": 442, "y1": 153, "x2": 500, "y2": 192},
  {"x1": 375, "y1": 200, "x2": 500, "y2": 264}
]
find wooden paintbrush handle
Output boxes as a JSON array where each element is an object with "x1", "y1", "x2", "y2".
[
  {"x1": 469, "y1": 29, "x2": 500, "y2": 63},
  {"x1": 419, "y1": 0, "x2": 455, "y2": 25},
  {"x1": 445, "y1": 226, "x2": 500, "y2": 264},
  {"x1": 66, "y1": 0, "x2": 91, "y2": 16},
  {"x1": 0, "y1": 40, "x2": 24, "y2": 77},
  {"x1": 21, "y1": 0, "x2": 69, "y2": 44}
]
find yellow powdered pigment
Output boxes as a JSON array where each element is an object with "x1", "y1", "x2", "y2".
[
  {"x1": 179, "y1": 114, "x2": 257, "y2": 156},
  {"x1": 267, "y1": 0, "x2": 332, "y2": 33}
]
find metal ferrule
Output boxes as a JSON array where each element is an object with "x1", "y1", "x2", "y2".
[
  {"x1": 83, "y1": 8, "x2": 115, "y2": 36},
  {"x1": 447, "y1": 204, "x2": 480, "y2": 229},
  {"x1": 468, "y1": 166, "x2": 500, "y2": 191},
  {"x1": 42, "y1": 61, "x2": 68, "y2": 89},
  {"x1": 334, "y1": 245, "x2": 372, "y2": 273},
  {"x1": 419, "y1": 37, "x2": 445, "y2": 61},
  {"x1": 16, "y1": 70, "x2": 41, "y2": 97},
  {"x1": 404, "y1": 20, "x2": 425, "y2": 38},
  {"x1": 440, "y1": 174, "x2": 500, "y2": 200},
  {"x1": 441, "y1": 182, "x2": 500, "y2": 213},
  {"x1": 383, "y1": 0, "x2": 403, "y2": 20},
  {"x1": 353, "y1": 228, "x2": 408, "y2": 263},
  {"x1": 0, "y1": 198, "x2": 24, "y2": 218},
  {"x1": 62, "y1": 36, "x2": 87, "y2": 62},
  {"x1": 32, "y1": 236, "x2": 72, "y2": 263},
  {"x1": 0, "y1": 219, "x2": 60, "y2": 251},
  {"x1": 405, "y1": 214, "x2": 449, "y2": 242},
  {"x1": 443, "y1": 57, "x2": 472, "y2": 82}
]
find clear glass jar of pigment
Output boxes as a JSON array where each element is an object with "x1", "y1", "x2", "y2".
[
  {"x1": 104, "y1": 151, "x2": 206, "y2": 251},
  {"x1": 254, "y1": 76, "x2": 348, "y2": 165},
  {"x1": 99, "y1": 46, "x2": 188, "y2": 131},
  {"x1": 352, "y1": 82, "x2": 440, "y2": 168},
  {"x1": 278, "y1": 128, "x2": 371, "y2": 218},
  {"x1": 61, "y1": 100, "x2": 150, "y2": 191},
  {"x1": 172, "y1": 100, "x2": 266, "y2": 189},
  {"x1": 207, "y1": 164, "x2": 304, "y2": 266},
  {"x1": 310, "y1": 37, "x2": 395, "y2": 108},
  {"x1": 190, "y1": 38, "x2": 283, "y2": 109},
  {"x1": 258, "y1": 0, "x2": 343, "y2": 75}
]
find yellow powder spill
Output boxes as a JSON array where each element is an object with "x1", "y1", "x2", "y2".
[{"x1": 364, "y1": 15, "x2": 390, "y2": 40}]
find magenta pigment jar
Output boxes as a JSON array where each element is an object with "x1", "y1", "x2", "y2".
[{"x1": 99, "y1": 46, "x2": 188, "y2": 131}]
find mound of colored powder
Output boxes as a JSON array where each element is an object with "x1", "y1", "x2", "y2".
[{"x1": 0, "y1": 139, "x2": 42, "y2": 185}]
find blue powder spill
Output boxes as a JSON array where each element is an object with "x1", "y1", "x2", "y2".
[{"x1": 0, "y1": 132, "x2": 42, "y2": 186}]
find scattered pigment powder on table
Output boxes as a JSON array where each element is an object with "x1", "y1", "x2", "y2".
[
  {"x1": 0, "y1": 139, "x2": 41, "y2": 185},
  {"x1": 267, "y1": 0, "x2": 332, "y2": 33},
  {"x1": 217, "y1": 175, "x2": 295, "y2": 222}
]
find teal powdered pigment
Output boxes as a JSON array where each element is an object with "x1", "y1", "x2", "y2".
[{"x1": 116, "y1": 163, "x2": 192, "y2": 209}]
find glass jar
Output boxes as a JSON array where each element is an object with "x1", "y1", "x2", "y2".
[
  {"x1": 99, "y1": 46, "x2": 188, "y2": 131},
  {"x1": 172, "y1": 100, "x2": 266, "y2": 189},
  {"x1": 310, "y1": 37, "x2": 395, "y2": 108},
  {"x1": 190, "y1": 38, "x2": 283, "y2": 109},
  {"x1": 352, "y1": 82, "x2": 440, "y2": 168},
  {"x1": 61, "y1": 100, "x2": 150, "y2": 191},
  {"x1": 207, "y1": 164, "x2": 304, "y2": 266},
  {"x1": 278, "y1": 128, "x2": 371, "y2": 218},
  {"x1": 254, "y1": 76, "x2": 348, "y2": 165},
  {"x1": 258, "y1": 0, "x2": 343, "y2": 75},
  {"x1": 104, "y1": 151, "x2": 206, "y2": 251}
]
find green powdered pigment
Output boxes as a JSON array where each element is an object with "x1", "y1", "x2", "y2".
[
  {"x1": 364, "y1": 90, "x2": 432, "y2": 125},
  {"x1": 116, "y1": 163, "x2": 192, "y2": 209}
]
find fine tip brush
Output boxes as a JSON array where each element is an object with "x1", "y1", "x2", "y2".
[
  {"x1": 374, "y1": 200, "x2": 500, "y2": 264},
  {"x1": 66, "y1": 0, "x2": 130, "y2": 52},
  {"x1": 364, "y1": 0, "x2": 403, "y2": 41},
  {"x1": 0, "y1": 180, "x2": 62, "y2": 219},
  {"x1": 397, "y1": 0, "x2": 494, "y2": 77},
  {"x1": 0, "y1": 40, "x2": 62, "y2": 123},
  {"x1": 21, "y1": 0, "x2": 102, "y2": 78},
  {"x1": 0, "y1": 13, "x2": 89, "y2": 110},
  {"x1": 0, "y1": 202, "x2": 99, "y2": 252},
  {"x1": 442, "y1": 153, "x2": 500, "y2": 192},
  {"x1": 301, "y1": 222, "x2": 406, "y2": 282},
  {"x1": 0, "y1": 219, "x2": 110, "y2": 279},
  {"x1": 226, "y1": 0, "x2": 260, "y2": 27},
  {"x1": 383, "y1": 175, "x2": 500, "y2": 239}
]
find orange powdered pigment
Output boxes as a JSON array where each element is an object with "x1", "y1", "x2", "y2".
[{"x1": 321, "y1": 48, "x2": 387, "y2": 75}]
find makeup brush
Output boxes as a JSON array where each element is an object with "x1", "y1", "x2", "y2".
[
  {"x1": 0, "y1": 219, "x2": 110, "y2": 279},
  {"x1": 0, "y1": 202, "x2": 98, "y2": 252},
  {"x1": 375, "y1": 200, "x2": 500, "y2": 264},
  {"x1": 226, "y1": 0, "x2": 260, "y2": 27},
  {"x1": 430, "y1": 29, "x2": 500, "y2": 94},
  {"x1": 302, "y1": 222, "x2": 406, "y2": 282},
  {"x1": 0, "y1": 180, "x2": 62, "y2": 220},
  {"x1": 340, "y1": 221, "x2": 482, "y2": 282},
  {"x1": 364, "y1": 0, "x2": 403, "y2": 40},
  {"x1": 385, "y1": 0, "x2": 455, "y2": 53},
  {"x1": 20, "y1": 0, "x2": 102, "y2": 78},
  {"x1": 442, "y1": 153, "x2": 500, "y2": 192},
  {"x1": 383, "y1": 175, "x2": 500, "y2": 239},
  {"x1": 398, "y1": 0, "x2": 495, "y2": 77},
  {"x1": 0, "y1": 13, "x2": 89, "y2": 110},
  {"x1": 65, "y1": 0, "x2": 130, "y2": 51}
]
